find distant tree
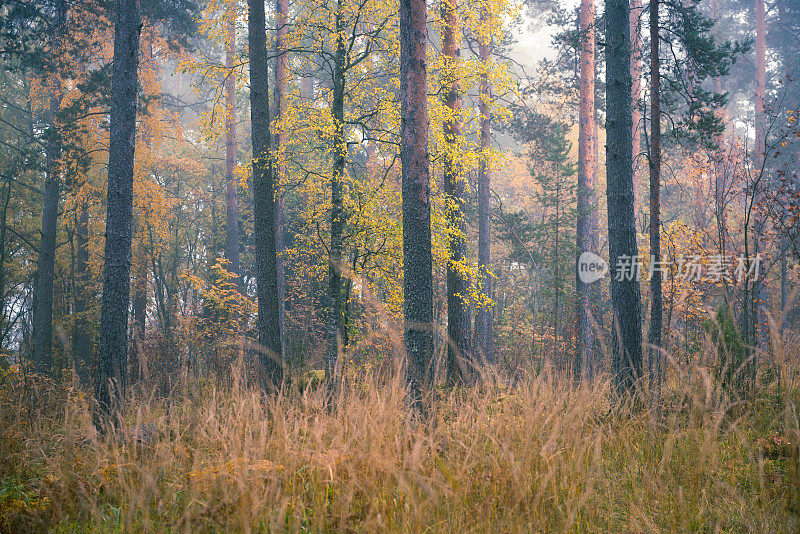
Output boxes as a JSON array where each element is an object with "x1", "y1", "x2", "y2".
[
  {"x1": 274, "y1": 0, "x2": 289, "y2": 356},
  {"x1": 530, "y1": 125, "x2": 577, "y2": 364},
  {"x1": 647, "y1": 0, "x2": 662, "y2": 406},
  {"x1": 645, "y1": 0, "x2": 746, "y2": 405},
  {"x1": 475, "y1": 0, "x2": 494, "y2": 366},
  {"x1": 224, "y1": 0, "x2": 239, "y2": 283},
  {"x1": 31, "y1": 0, "x2": 66, "y2": 374}
]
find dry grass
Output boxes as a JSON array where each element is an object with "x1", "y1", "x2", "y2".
[{"x1": 1, "y1": 343, "x2": 799, "y2": 532}]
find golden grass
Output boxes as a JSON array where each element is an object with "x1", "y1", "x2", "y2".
[{"x1": 1, "y1": 345, "x2": 798, "y2": 533}]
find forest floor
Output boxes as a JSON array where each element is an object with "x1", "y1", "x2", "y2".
[{"x1": 1, "y1": 346, "x2": 798, "y2": 532}]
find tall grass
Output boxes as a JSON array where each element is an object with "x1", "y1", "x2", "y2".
[{"x1": 1, "y1": 337, "x2": 798, "y2": 532}]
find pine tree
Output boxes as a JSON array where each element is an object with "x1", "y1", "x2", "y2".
[
  {"x1": 442, "y1": 0, "x2": 471, "y2": 383},
  {"x1": 95, "y1": 0, "x2": 142, "y2": 426},
  {"x1": 606, "y1": 0, "x2": 643, "y2": 392},
  {"x1": 248, "y1": 0, "x2": 283, "y2": 389},
  {"x1": 400, "y1": 0, "x2": 434, "y2": 399}
]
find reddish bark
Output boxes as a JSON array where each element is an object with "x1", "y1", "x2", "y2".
[
  {"x1": 400, "y1": 0, "x2": 433, "y2": 396},
  {"x1": 441, "y1": 0, "x2": 471, "y2": 382},
  {"x1": 576, "y1": 0, "x2": 600, "y2": 379}
]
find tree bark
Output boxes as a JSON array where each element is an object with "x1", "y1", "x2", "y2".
[
  {"x1": 606, "y1": 0, "x2": 643, "y2": 392},
  {"x1": 248, "y1": 0, "x2": 283, "y2": 388},
  {"x1": 225, "y1": 0, "x2": 240, "y2": 282},
  {"x1": 441, "y1": 0, "x2": 471, "y2": 382},
  {"x1": 576, "y1": 0, "x2": 598, "y2": 380},
  {"x1": 648, "y1": 0, "x2": 663, "y2": 408},
  {"x1": 131, "y1": 241, "x2": 147, "y2": 381},
  {"x1": 32, "y1": 88, "x2": 62, "y2": 374},
  {"x1": 475, "y1": 6, "x2": 494, "y2": 366},
  {"x1": 752, "y1": 0, "x2": 767, "y2": 348},
  {"x1": 72, "y1": 202, "x2": 92, "y2": 384},
  {"x1": 0, "y1": 174, "x2": 10, "y2": 337},
  {"x1": 400, "y1": 0, "x2": 434, "y2": 396},
  {"x1": 325, "y1": 0, "x2": 347, "y2": 384},
  {"x1": 95, "y1": 0, "x2": 141, "y2": 427},
  {"x1": 275, "y1": 0, "x2": 289, "y2": 358},
  {"x1": 630, "y1": 0, "x2": 643, "y2": 226}
]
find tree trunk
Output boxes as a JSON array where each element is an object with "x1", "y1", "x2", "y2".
[
  {"x1": 400, "y1": 0, "x2": 434, "y2": 396},
  {"x1": 576, "y1": 0, "x2": 598, "y2": 380},
  {"x1": 441, "y1": 0, "x2": 471, "y2": 383},
  {"x1": 752, "y1": 0, "x2": 767, "y2": 349},
  {"x1": 274, "y1": 0, "x2": 288, "y2": 355},
  {"x1": 326, "y1": 1, "x2": 347, "y2": 384},
  {"x1": 131, "y1": 241, "x2": 147, "y2": 381},
  {"x1": 475, "y1": 6, "x2": 494, "y2": 366},
  {"x1": 225, "y1": 0, "x2": 240, "y2": 282},
  {"x1": 0, "y1": 174, "x2": 10, "y2": 336},
  {"x1": 95, "y1": 0, "x2": 141, "y2": 427},
  {"x1": 553, "y1": 171, "x2": 561, "y2": 364},
  {"x1": 606, "y1": 0, "x2": 643, "y2": 392},
  {"x1": 248, "y1": 0, "x2": 283, "y2": 388},
  {"x1": 72, "y1": 203, "x2": 92, "y2": 385},
  {"x1": 32, "y1": 88, "x2": 62, "y2": 374},
  {"x1": 648, "y1": 0, "x2": 663, "y2": 409},
  {"x1": 630, "y1": 0, "x2": 643, "y2": 227}
]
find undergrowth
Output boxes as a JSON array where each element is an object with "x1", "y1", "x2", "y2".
[{"x1": 1, "y1": 341, "x2": 798, "y2": 532}]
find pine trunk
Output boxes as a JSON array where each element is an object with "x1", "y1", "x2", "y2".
[
  {"x1": 442, "y1": 0, "x2": 471, "y2": 382},
  {"x1": 95, "y1": 0, "x2": 141, "y2": 426},
  {"x1": 606, "y1": 0, "x2": 643, "y2": 392},
  {"x1": 576, "y1": 0, "x2": 597, "y2": 380},
  {"x1": 225, "y1": 1, "x2": 240, "y2": 282},
  {"x1": 630, "y1": 0, "x2": 643, "y2": 225},
  {"x1": 475, "y1": 7, "x2": 494, "y2": 366},
  {"x1": 400, "y1": 0, "x2": 434, "y2": 396},
  {"x1": 275, "y1": 0, "x2": 288, "y2": 354},
  {"x1": 73, "y1": 203, "x2": 91, "y2": 384},
  {"x1": 648, "y1": 0, "x2": 663, "y2": 408},
  {"x1": 32, "y1": 89, "x2": 62, "y2": 374},
  {"x1": 131, "y1": 243, "x2": 147, "y2": 381},
  {"x1": 248, "y1": 0, "x2": 283, "y2": 388}
]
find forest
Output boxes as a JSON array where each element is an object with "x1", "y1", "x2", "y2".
[{"x1": 0, "y1": 0, "x2": 799, "y2": 530}]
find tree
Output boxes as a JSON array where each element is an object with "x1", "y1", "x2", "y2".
[
  {"x1": 606, "y1": 0, "x2": 643, "y2": 392},
  {"x1": 400, "y1": 0, "x2": 434, "y2": 398},
  {"x1": 475, "y1": 0, "x2": 494, "y2": 366},
  {"x1": 532, "y1": 125, "x2": 577, "y2": 364},
  {"x1": 225, "y1": 0, "x2": 239, "y2": 282},
  {"x1": 441, "y1": 0, "x2": 471, "y2": 383},
  {"x1": 31, "y1": 0, "x2": 66, "y2": 375},
  {"x1": 631, "y1": 0, "x2": 644, "y2": 223},
  {"x1": 644, "y1": 0, "x2": 745, "y2": 402},
  {"x1": 95, "y1": 0, "x2": 142, "y2": 425},
  {"x1": 750, "y1": 0, "x2": 766, "y2": 349},
  {"x1": 248, "y1": 0, "x2": 283, "y2": 389},
  {"x1": 575, "y1": 0, "x2": 599, "y2": 379},
  {"x1": 324, "y1": 0, "x2": 349, "y2": 387},
  {"x1": 647, "y1": 0, "x2": 662, "y2": 406},
  {"x1": 274, "y1": 0, "x2": 289, "y2": 358}
]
